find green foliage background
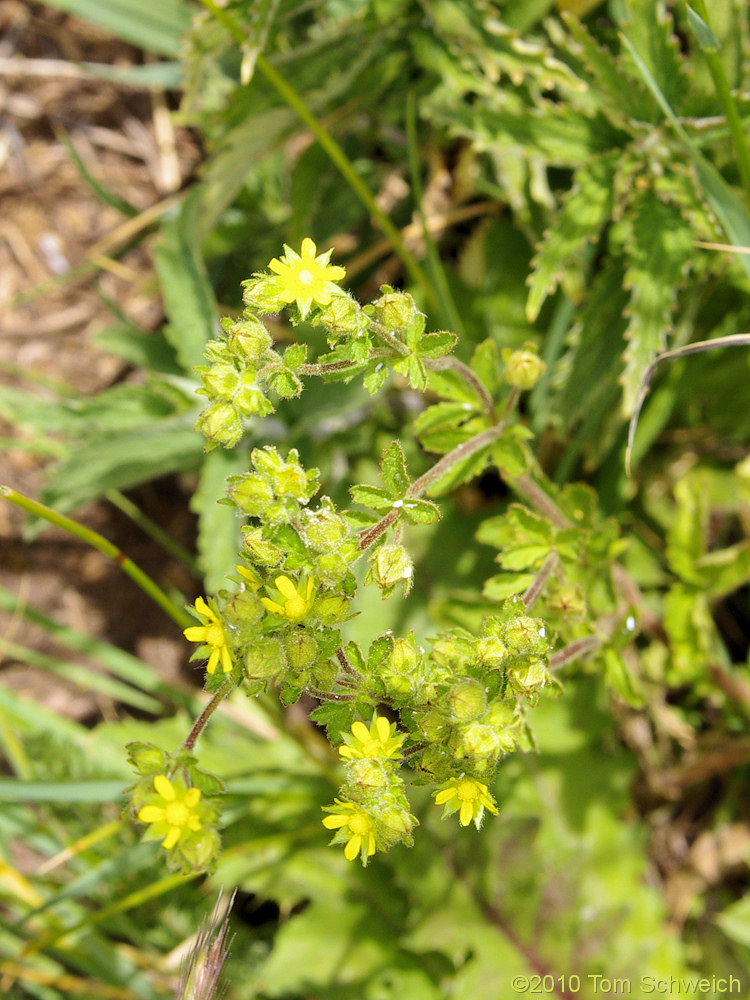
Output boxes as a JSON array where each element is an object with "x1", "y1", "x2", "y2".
[{"x1": 2, "y1": 1, "x2": 750, "y2": 998}]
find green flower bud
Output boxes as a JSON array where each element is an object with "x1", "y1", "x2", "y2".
[
  {"x1": 313, "y1": 593, "x2": 351, "y2": 625},
  {"x1": 370, "y1": 287, "x2": 418, "y2": 332},
  {"x1": 285, "y1": 630, "x2": 318, "y2": 670},
  {"x1": 272, "y1": 461, "x2": 309, "y2": 498},
  {"x1": 234, "y1": 378, "x2": 274, "y2": 417},
  {"x1": 503, "y1": 616, "x2": 548, "y2": 654},
  {"x1": 415, "y1": 709, "x2": 447, "y2": 743},
  {"x1": 178, "y1": 827, "x2": 221, "y2": 873},
  {"x1": 196, "y1": 401, "x2": 243, "y2": 448},
  {"x1": 126, "y1": 741, "x2": 167, "y2": 776},
  {"x1": 484, "y1": 702, "x2": 518, "y2": 753},
  {"x1": 241, "y1": 275, "x2": 284, "y2": 314},
  {"x1": 302, "y1": 503, "x2": 348, "y2": 550},
  {"x1": 242, "y1": 527, "x2": 281, "y2": 565},
  {"x1": 387, "y1": 636, "x2": 418, "y2": 673},
  {"x1": 224, "y1": 314, "x2": 272, "y2": 361},
  {"x1": 549, "y1": 584, "x2": 586, "y2": 620},
  {"x1": 200, "y1": 362, "x2": 240, "y2": 399},
  {"x1": 378, "y1": 804, "x2": 417, "y2": 847},
  {"x1": 317, "y1": 294, "x2": 367, "y2": 342},
  {"x1": 223, "y1": 588, "x2": 265, "y2": 635},
  {"x1": 250, "y1": 445, "x2": 282, "y2": 476},
  {"x1": 477, "y1": 636, "x2": 509, "y2": 667},
  {"x1": 345, "y1": 758, "x2": 390, "y2": 791},
  {"x1": 371, "y1": 544, "x2": 414, "y2": 596},
  {"x1": 314, "y1": 550, "x2": 349, "y2": 586},
  {"x1": 502, "y1": 345, "x2": 546, "y2": 390},
  {"x1": 244, "y1": 635, "x2": 287, "y2": 680},
  {"x1": 451, "y1": 722, "x2": 500, "y2": 762},
  {"x1": 507, "y1": 656, "x2": 548, "y2": 696},
  {"x1": 448, "y1": 679, "x2": 487, "y2": 722},
  {"x1": 226, "y1": 473, "x2": 274, "y2": 516},
  {"x1": 264, "y1": 498, "x2": 299, "y2": 525}
]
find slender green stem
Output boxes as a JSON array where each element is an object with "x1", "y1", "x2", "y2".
[
  {"x1": 196, "y1": 0, "x2": 436, "y2": 310},
  {"x1": 0, "y1": 486, "x2": 192, "y2": 629},
  {"x1": 106, "y1": 489, "x2": 200, "y2": 575},
  {"x1": 407, "y1": 423, "x2": 507, "y2": 497},
  {"x1": 183, "y1": 676, "x2": 237, "y2": 751},
  {"x1": 689, "y1": 0, "x2": 750, "y2": 209}
]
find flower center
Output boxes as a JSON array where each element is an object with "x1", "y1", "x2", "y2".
[
  {"x1": 456, "y1": 780, "x2": 479, "y2": 802},
  {"x1": 297, "y1": 268, "x2": 315, "y2": 285},
  {"x1": 348, "y1": 812, "x2": 372, "y2": 836},
  {"x1": 165, "y1": 802, "x2": 189, "y2": 827},
  {"x1": 205, "y1": 622, "x2": 224, "y2": 647}
]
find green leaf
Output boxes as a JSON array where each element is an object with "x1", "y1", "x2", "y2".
[
  {"x1": 155, "y1": 189, "x2": 218, "y2": 373},
  {"x1": 470, "y1": 339, "x2": 502, "y2": 396},
  {"x1": 401, "y1": 499, "x2": 441, "y2": 525},
  {"x1": 685, "y1": 5, "x2": 720, "y2": 53},
  {"x1": 413, "y1": 403, "x2": 486, "y2": 454},
  {"x1": 527, "y1": 153, "x2": 617, "y2": 322},
  {"x1": 425, "y1": 447, "x2": 491, "y2": 496},
  {"x1": 715, "y1": 895, "x2": 750, "y2": 948},
  {"x1": 363, "y1": 363, "x2": 389, "y2": 395},
  {"x1": 42, "y1": 415, "x2": 203, "y2": 516},
  {"x1": 349, "y1": 485, "x2": 393, "y2": 512},
  {"x1": 190, "y1": 447, "x2": 246, "y2": 592},
  {"x1": 483, "y1": 572, "x2": 536, "y2": 601},
  {"x1": 620, "y1": 0, "x2": 686, "y2": 112},
  {"x1": 40, "y1": 0, "x2": 193, "y2": 57},
  {"x1": 427, "y1": 368, "x2": 481, "y2": 404},
  {"x1": 380, "y1": 441, "x2": 411, "y2": 497},
  {"x1": 417, "y1": 332, "x2": 457, "y2": 359},
  {"x1": 619, "y1": 190, "x2": 694, "y2": 415},
  {"x1": 490, "y1": 435, "x2": 528, "y2": 478},
  {"x1": 0, "y1": 780, "x2": 126, "y2": 803}
]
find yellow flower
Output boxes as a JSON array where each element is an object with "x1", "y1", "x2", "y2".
[
  {"x1": 268, "y1": 238, "x2": 346, "y2": 312},
  {"x1": 339, "y1": 715, "x2": 404, "y2": 762},
  {"x1": 433, "y1": 776, "x2": 498, "y2": 829},
  {"x1": 322, "y1": 798, "x2": 377, "y2": 862},
  {"x1": 183, "y1": 597, "x2": 233, "y2": 674},
  {"x1": 138, "y1": 774, "x2": 203, "y2": 850},
  {"x1": 260, "y1": 576, "x2": 315, "y2": 622}
]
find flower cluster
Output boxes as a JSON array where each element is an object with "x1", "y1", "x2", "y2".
[
  {"x1": 127, "y1": 742, "x2": 222, "y2": 874},
  {"x1": 322, "y1": 716, "x2": 416, "y2": 865},
  {"x1": 129, "y1": 238, "x2": 559, "y2": 871}
]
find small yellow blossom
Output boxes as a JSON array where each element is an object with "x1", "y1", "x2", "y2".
[
  {"x1": 433, "y1": 776, "x2": 498, "y2": 829},
  {"x1": 268, "y1": 238, "x2": 346, "y2": 312},
  {"x1": 183, "y1": 597, "x2": 233, "y2": 674},
  {"x1": 260, "y1": 576, "x2": 315, "y2": 622},
  {"x1": 339, "y1": 715, "x2": 404, "y2": 762},
  {"x1": 138, "y1": 774, "x2": 203, "y2": 850},
  {"x1": 322, "y1": 798, "x2": 377, "y2": 862}
]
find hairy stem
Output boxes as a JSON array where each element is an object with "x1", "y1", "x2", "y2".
[
  {"x1": 425, "y1": 355, "x2": 498, "y2": 419},
  {"x1": 183, "y1": 676, "x2": 238, "y2": 752},
  {"x1": 548, "y1": 635, "x2": 602, "y2": 671},
  {"x1": 522, "y1": 552, "x2": 559, "y2": 611},
  {"x1": 1, "y1": 486, "x2": 192, "y2": 629},
  {"x1": 407, "y1": 423, "x2": 507, "y2": 497}
]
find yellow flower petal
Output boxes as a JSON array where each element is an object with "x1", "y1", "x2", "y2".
[
  {"x1": 220, "y1": 645, "x2": 233, "y2": 673},
  {"x1": 459, "y1": 799, "x2": 474, "y2": 827},
  {"x1": 344, "y1": 834, "x2": 362, "y2": 861},
  {"x1": 154, "y1": 774, "x2": 175, "y2": 800},
  {"x1": 434, "y1": 787, "x2": 456, "y2": 806},
  {"x1": 162, "y1": 826, "x2": 181, "y2": 850},
  {"x1": 300, "y1": 237, "x2": 316, "y2": 258},
  {"x1": 260, "y1": 597, "x2": 285, "y2": 616},
  {"x1": 194, "y1": 596, "x2": 211, "y2": 617},
  {"x1": 375, "y1": 716, "x2": 391, "y2": 742},
  {"x1": 184, "y1": 788, "x2": 202, "y2": 808},
  {"x1": 207, "y1": 648, "x2": 220, "y2": 675},
  {"x1": 322, "y1": 814, "x2": 349, "y2": 830},
  {"x1": 351, "y1": 721, "x2": 370, "y2": 743},
  {"x1": 183, "y1": 626, "x2": 207, "y2": 642},
  {"x1": 138, "y1": 805, "x2": 166, "y2": 823},
  {"x1": 275, "y1": 576, "x2": 298, "y2": 600}
]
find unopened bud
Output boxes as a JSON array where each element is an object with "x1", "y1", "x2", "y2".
[
  {"x1": 371, "y1": 544, "x2": 413, "y2": 595},
  {"x1": 244, "y1": 636, "x2": 287, "y2": 680},
  {"x1": 226, "y1": 473, "x2": 274, "y2": 516},
  {"x1": 448, "y1": 679, "x2": 487, "y2": 722},
  {"x1": 502, "y1": 345, "x2": 545, "y2": 390},
  {"x1": 196, "y1": 402, "x2": 243, "y2": 448},
  {"x1": 224, "y1": 314, "x2": 272, "y2": 361}
]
